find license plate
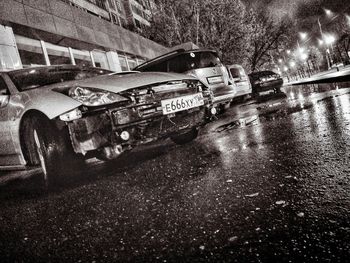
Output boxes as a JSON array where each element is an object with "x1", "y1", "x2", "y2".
[
  {"x1": 161, "y1": 93, "x2": 204, "y2": 115},
  {"x1": 207, "y1": 76, "x2": 224, "y2": 84}
]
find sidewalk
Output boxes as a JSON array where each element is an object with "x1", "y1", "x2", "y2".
[{"x1": 285, "y1": 64, "x2": 350, "y2": 86}]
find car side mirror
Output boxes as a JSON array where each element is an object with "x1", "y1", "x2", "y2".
[{"x1": 0, "y1": 95, "x2": 9, "y2": 108}]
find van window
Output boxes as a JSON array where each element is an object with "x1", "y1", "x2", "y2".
[
  {"x1": 168, "y1": 52, "x2": 222, "y2": 73},
  {"x1": 230, "y1": 68, "x2": 241, "y2": 78}
]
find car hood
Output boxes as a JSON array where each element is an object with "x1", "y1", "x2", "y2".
[{"x1": 51, "y1": 72, "x2": 198, "y2": 93}]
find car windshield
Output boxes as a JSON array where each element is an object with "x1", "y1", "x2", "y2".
[
  {"x1": 7, "y1": 66, "x2": 112, "y2": 91},
  {"x1": 168, "y1": 51, "x2": 222, "y2": 73}
]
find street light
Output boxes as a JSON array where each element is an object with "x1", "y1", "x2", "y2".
[
  {"x1": 324, "y1": 8, "x2": 332, "y2": 16},
  {"x1": 296, "y1": 45, "x2": 305, "y2": 53},
  {"x1": 324, "y1": 34, "x2": 336, "y2": 66},
  {"x1": 346, "y1": 15, "x2": 350, "y2": 26},
  {"x1": 300, "y1": 53, "x2": 308, "y2": 61},
  {"x1": 318, "y1": 14, "x2": 338, "y2": 69},
  {"x1": 299, "y1": 32, "x2": 307, "y2": 40},
  {"x1": 324, "y1": 34, "x2": 336, "y2": 45},
  {"x1": 278, "y1": 58, "x2": 283, "y2": 63}
]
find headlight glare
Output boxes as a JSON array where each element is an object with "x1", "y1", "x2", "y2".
[{"x1": 69, "y1": 86, "x2": 128, "y2": 106}]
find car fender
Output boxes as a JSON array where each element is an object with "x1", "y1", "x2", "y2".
[
  {"x1": 9, "y1": 89, "x2": 82, "y2": 121},
  {"x1": 5, "y1": 90, "x2": 81, "y2": 166}
]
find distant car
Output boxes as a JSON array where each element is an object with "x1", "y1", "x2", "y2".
[
  {"x1": 248, "y1": 70, "x2": 283, "y2": 95},
  {"x1": 0, "y1": 65, "x2": 212, "y2": 186},
  {"x1": 134, "y1": 49, "x2": 237, "y2": 111},
  {"x1": 227, "y1": 64, "x2": 252, "y2": 99}
]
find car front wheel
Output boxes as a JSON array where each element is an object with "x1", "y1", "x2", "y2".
[{"x1": 31, "y1": 117, "x2": 68, "y2": 187}]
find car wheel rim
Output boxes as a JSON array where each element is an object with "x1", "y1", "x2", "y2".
[{"x1": 33, "y1": 129, "x2": 48, "y2": 180}]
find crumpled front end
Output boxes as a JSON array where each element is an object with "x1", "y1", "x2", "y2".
[{"x1": 64, "y1": 79, "x2": 211, "y2": 159}]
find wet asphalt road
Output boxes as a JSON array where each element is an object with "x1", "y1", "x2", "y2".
[{"x1": 1, "y1": 83, "x2": 350, "y2": 262}]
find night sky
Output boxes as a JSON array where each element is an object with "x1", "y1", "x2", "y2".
[
  {"x1": 243, "y1": 0, "x2": 350, "y2": 47},
  {"x1": 243, "y1": 0, "x2": 350, "y2": 27}
]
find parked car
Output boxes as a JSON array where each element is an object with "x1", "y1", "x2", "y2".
[
  {"x1": 248, "y1": 70, "x2": 283, "y2": 95},
  {"x1": 227, "y1": 64, "x2": 252, "y2": 100},
  {"x1": 0, "y1": 65, "x2": 212, "y2": 186},
  {"x1": 134, "y1": 49, "x2": 237, "y2": 111}
]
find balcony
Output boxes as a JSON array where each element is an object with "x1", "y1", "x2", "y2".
[{"x1": 68, "y1": 0, "x2": 109, "y2": 19}]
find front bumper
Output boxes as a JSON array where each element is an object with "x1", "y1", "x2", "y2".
[{"x1": 66, "y1": 100, "x2": 206, "y2": 157}]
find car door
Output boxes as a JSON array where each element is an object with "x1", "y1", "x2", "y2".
[{"x1": 0, "y1": 74, "x2": 19, "y2": 166}]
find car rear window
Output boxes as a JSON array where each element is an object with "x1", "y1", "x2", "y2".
[
  {"x1": 230, "y1": 68, "x2": 242, "y2": 78},
  {"x1": 250, "y1": 71, "x2": 278, "y2": 79},
  {"x1": 168, "y1": 52, "x2": 223, "y2": 73},
  {"x1": 8, "y1": 66, "x2": 111, "y2": 91}
]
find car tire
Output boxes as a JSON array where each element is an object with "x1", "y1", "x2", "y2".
[
  {"x1": 26, "y1": 115, "x2": 82, "y2": 188},
  {"x1": 30, "y1": 116, "x2": 66, "y2": 187},
  {"x1": 171, "y1": 128, "x2": 198, "y2": 145}
]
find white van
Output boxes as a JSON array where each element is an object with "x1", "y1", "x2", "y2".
[{"x1": 227, "y1": 64, "x2": 252, "y2": 99}]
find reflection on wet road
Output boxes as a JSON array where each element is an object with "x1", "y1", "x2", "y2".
[{"x1": 0, "y1": 83, "x2": 350, "y2": 262}]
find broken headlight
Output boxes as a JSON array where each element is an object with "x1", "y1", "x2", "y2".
[{"x1": 69, "y1": 87, "x2": 129, "y2": 107}]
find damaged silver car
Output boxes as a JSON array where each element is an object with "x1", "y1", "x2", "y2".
[{"x1": 0, "y1": 65, "x2": 212, "y2": 185}]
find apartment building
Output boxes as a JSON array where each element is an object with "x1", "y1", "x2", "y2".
[
  {"x1": 122, "y1": 0, "x2": 155, "y2": 31},
  {"x1": 0, "y1": 0, "x2": 167, "y2": 72}
]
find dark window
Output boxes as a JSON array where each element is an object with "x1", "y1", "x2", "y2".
[
  {"x1": 18, "y1": 49, "x2": 46, "y2": 66},
  {"x1": 115, "y1": 0, "x2": 124, "y2": 13},
  {"x1": 167, "y1": 52, "x2": 222, "y2": 73},
  {"x1": 0, "y1": 76, "x2": 9, "y2": 95},
  {"x1": 111, "y1": 13, "x2": 120, "y2": 25},
  {"x1": 48, "y1": 54, "x2": 71, "y2": 65},
  {"x1": 134, "y1": 19, "x2": 142, "y2": 29},
  {"x1": 230, "y1": 68, "x2": 241, "y2": 78},
  {"x1": 107, "y1": 0, "x2": 115, "y2": 10},
  {"x1": 94, "y1": 0, "x2": 108, "y2": 10}
]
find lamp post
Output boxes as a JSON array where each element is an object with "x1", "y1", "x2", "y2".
[
  {"x1": 317, "y1": 18, "x2": 331, "y2": 69},
  {"x1": 289, "y1": 60, "x2": 296, "y2": 80},
  {"x1": 324, "y1": 33, "x2": 336, "y2": 66}
]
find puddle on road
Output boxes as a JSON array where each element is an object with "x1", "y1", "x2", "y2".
[
  {"x1": 214, "y1": 85, "x2": 350, "y2": 133},
  {"x1": 215, "y1": 115, "x2": 259, "y2": 132},
  {"x1": 258, "y1": 102, "x2": 314, "y2": 121}
]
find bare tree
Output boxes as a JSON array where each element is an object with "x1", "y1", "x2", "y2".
[
  {"x1": 247, "y1": 11, "x2": 291, "y2": 72},
  {"x1": 144, "y1": 0, "x2": 253, "y2": 68},
  {"x1": 143, "y1": 0, "x2": 198, "y2": 47},
  {"x1": 144, "y1": 0, "x2": 292, "y2": 73}
]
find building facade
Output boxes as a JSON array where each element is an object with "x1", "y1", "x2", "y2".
[
  {"x1": 0, "y1": 0, "x2": 167, "y2": 72},
  {"x1": 122, "y1": 0, "x2": 155, "y2": 31}
]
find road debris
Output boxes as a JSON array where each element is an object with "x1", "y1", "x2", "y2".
[{"x1": 245, "y1": 193, "x2": 259, "y2": 198}]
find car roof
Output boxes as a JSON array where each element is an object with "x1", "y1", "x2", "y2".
[
  {"x1": 228, "y1": 64, "x2": 244, "y2": 69},
  {"x1": 134, "y1": 49, "x2": 219, "y2": 71}
]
